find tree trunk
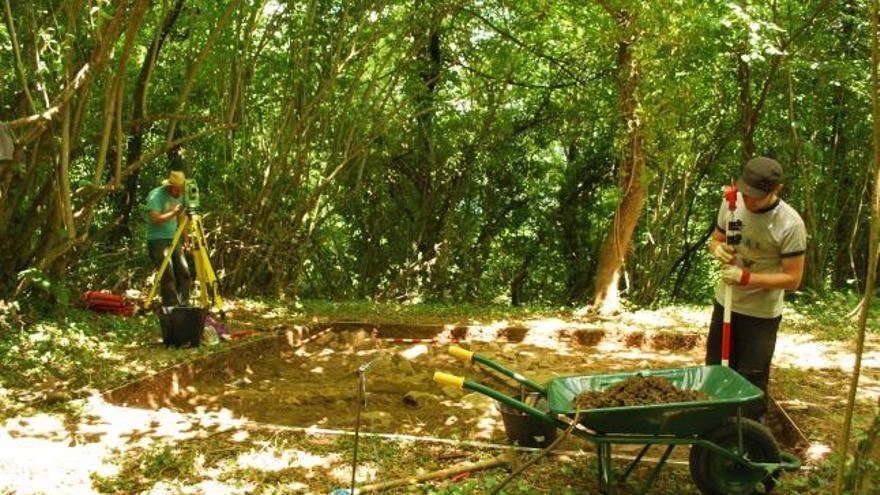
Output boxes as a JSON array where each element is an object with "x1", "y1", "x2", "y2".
[
  {"x1": 737, "y1": 56, "x2": 756, "y2": 164},
  {"x1": 829, "y1": 0, "x2": 859, "y2": 288},
  {"x1": 786, "y1": 66, "x2": 822, "y2": 290},
  {"x1": 834, "y1": 0, "x2": 880, "y2": 492},
  {"x1": 852, "y1": 402, "x2": 880, "y2": 495},
  {"x1": 591, "y1": 22, "x2": 646, "y2": 315},
  {"x1": 115, "y1": 0, "x2": 186, "y2": 237}
]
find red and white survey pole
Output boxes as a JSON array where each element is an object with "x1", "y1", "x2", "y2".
[{"x1": 721, "y1": 184, "x2": 742, "y2": 367}]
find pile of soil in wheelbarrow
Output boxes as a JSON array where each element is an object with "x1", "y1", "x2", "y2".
[{"x1": 575, "y1": 375, "x2": 708, "y2": 409}]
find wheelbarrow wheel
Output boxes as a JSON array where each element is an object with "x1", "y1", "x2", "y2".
[{"x1": 689, "y1": 417, "x2": 781, "y2": 495}]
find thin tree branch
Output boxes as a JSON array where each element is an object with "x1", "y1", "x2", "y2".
[{"x1": 4, "y1": 0, "x2": 37, "y2": 113}]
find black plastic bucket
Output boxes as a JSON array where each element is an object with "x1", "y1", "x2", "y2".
[
  {"x1": 157, "y1": 306, "x2": 206, "y2": 348},
  {"x1": 498, "y1": 394, "x2": 558, "y2": 448}
]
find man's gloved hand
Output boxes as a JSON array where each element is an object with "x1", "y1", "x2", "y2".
[
  {"x1": 712, "y1": 243, "x2": 736, "y2": 264},
  {"x1": 721, "y1": 265, "x2": 751, "y2": 286}
]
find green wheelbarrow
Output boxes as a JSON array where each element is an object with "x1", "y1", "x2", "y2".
[{"x1": 433, "y1": 346, "x2": 801, "y2": 495}]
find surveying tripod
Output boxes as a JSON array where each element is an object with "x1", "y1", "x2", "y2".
[{"x1": 142, "y1": 181, "x2": 224, "y2": 314}]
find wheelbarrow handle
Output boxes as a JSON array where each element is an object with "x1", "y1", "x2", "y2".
[
  {"x1": 433, "y1": 370, "x2": 569, "y2": 431},
  {"x1": 449, "y1": 345, "x2": 474, "y2": 363},
  {"x1": 447, "y1": 346, "x2": 546, "y2": 395},
  {"x1": 433, "y1": 371, "x2": 465, "y2": 389},
  {"x1": 778, "y1": 452, "x2": 802, "y2": 471}
]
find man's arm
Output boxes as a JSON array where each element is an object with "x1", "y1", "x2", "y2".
[
  {"x1": 745, "y1": 255, "x2": 804, "y2": 290},
  {"x1": 150, "y1": 204, "x2": 182, "y2": 225}
]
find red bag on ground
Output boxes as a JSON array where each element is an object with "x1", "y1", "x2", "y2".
[
  {"x1": 83, "y1": 291, "x2": 124, "y2": 304},
  {"x1": 83, "y1": 291, "x2": 134, "y2": 317}
]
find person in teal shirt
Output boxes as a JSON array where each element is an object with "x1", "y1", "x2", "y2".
[{"x1": 146, "y1": 170, "x2": 190, "y2": 306}]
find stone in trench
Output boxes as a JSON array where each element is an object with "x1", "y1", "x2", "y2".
[
  {"x1": 343, "y1": 330, "x2": 371, "y2": 350},
  {"x1": 402, "y1": 391, "x2": 436, "y2": 408},
  {"x1": 395, "y1": 358, "x2": 415, "y2": 375},
  {"x1": 313, "y1": 332, "x2": 336, "y2": 347},
  {"x1": 43, "y1": 391, "x2": 71, "y2": 405}
]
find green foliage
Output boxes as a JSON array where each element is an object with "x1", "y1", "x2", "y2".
[
  {"x1": 15, "y1": 268, "x2": 71, "y2": 312},
  {"x1": 0, "y1": 299, "x2": 21, "y2": 333},
  {"x1": 0, "y1": 307, "x2": 215, "y2": 418},
  {"x1": 2, "y1": 0, "x2": 876, "y2": 310},
  {"x1": 787, "y1": 290, "x2": 880, "y2": 340},
  {"x1": 92, "y1": 443, "x2": 197, "y2": 493},
  {"x1": 426, "y1": 475, "x2": 544, "y2": 495},
  {"x1": 774, "y1": 457, "x2": 837, "y2": 494}
]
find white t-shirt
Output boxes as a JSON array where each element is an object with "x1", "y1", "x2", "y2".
[{"x1": 714, "y1": 194, "x2": 807, "y2": 318}]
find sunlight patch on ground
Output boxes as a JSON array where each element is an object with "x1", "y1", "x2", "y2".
[
  {"x1": 464, "y1": 322, "x2": 503, "y2": 341},
  {"x1": 620, "y1": 306, "x2": 710, "y2": 329},
  {"x1": 596, "y1": 339, "x2": 625, "y2": 353},
  {"x1": 0, "y1": 428, "x2": 115, "y2": 494},
  {"x1": 519, "y1": 319, "x2": 602, "y2": 348},
  {"x1": 148, "y1": 479, "x2": 253, "y2": 495},
  {"x1": 331, "y1": 462, "x2": 378, "y2": 486},
  {"x1": 522, "y1": 318, "x2": 568, "y2": 333},
  {"x1": 236, "y1": 448, "x2": 338, "y2": 472},
  {"x1": 775, "y1": 334, "x2": 880, "y2": 372},
  {"x1": 623, "y1": 311, "x2": 678, "y2": 327},
  {"x1": 0, "y1": 395, "x2": 249, "y2": 495},
  {"x1": 262, "y1": 306, "x2": 289, "y2": 319},
  {"x1": 459, "y1": 392, "x2": 500, "y2": 440},
  {"x1": 855, "y1": 375, "x2": 880, "y2": 400}
]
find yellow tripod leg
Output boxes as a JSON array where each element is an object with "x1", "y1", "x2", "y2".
[
  {"x1": 143, "y1": 216, "x2": 190, "y2": 309},
  {"x1": 196, "y1": 216, "x2": 222, "y2": 310},
  {"x1": 189, "y1": 215, "x2": 224, "y2": 313}
]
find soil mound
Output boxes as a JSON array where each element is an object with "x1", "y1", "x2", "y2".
[{"x1": 575, "y1": 375, "x2": 707, "y2": 410}]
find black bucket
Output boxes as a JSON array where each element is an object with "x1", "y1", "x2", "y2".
[
  {"x1": 498, "y1": 394, "x2": 558, "y2": 448},
  {"x1": 157, "y1": 306, "x2": 206, "y2": 348}
]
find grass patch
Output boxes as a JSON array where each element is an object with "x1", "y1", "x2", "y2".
[
  {"x1": 785, "y1": 290, "x2": 879, "y2": 341},
  {"x1": 0, "y1": 307, "x2": 222, "y2": 418}
]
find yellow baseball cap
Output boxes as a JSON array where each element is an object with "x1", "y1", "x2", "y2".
[{"x1": 162, "y1": 170, "x2": 186, "y2": 187}]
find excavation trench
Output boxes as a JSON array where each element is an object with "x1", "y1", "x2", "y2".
[{"x1": 104, "y1": 322, "x2": 803, "y2": 455}]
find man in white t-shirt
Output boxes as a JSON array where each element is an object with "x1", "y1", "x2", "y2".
[{"x1": 706, "y1": 156, "x2": 807, "y2": 419}]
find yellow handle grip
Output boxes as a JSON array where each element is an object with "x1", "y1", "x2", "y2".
[
  {"x1": 448, "y1": 345, "x2": 474, "y2": 363},
  {"x1": 433, "y1": 371, "x2": 465, "y2": 389}
]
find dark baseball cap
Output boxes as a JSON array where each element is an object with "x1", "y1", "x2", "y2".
[{"x1": 736, "y1": 156, "x2": 782, "y2": 198}]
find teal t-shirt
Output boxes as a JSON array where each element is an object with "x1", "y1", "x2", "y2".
[{"x1": 145, "y1": 185, "x2": 181, "y2": 241}]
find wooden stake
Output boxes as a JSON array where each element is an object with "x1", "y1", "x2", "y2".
[{"x1": 354, "y1": 454, "x2": 512, "y2": 493}]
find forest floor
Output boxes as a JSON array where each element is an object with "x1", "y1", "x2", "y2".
[{"x1": 0, "y1": 298, "x2": 877, "y2": 494}]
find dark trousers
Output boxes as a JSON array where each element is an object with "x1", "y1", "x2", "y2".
[
  {"x1": 147, "y1": 239, "x2": 190, "y2": 307},
  {"x1": 706, "y1": 301, "x2": 781, "y2": 419}
]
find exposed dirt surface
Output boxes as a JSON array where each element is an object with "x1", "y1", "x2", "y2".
[
  {"x1": 91, "y1": 315, "x2": 880, "y2": 494},
  {"x1": 105, "y1": 324, "x2": 720, "y2": 448},
  {"x1": 3, "y1": 305, "x2": 879, "y2": 494},
  {"x1": 106, "y1": 324, "x2": 810, "y2": 458},
  {"x1": 574, "y1": 375, "x2": 709, "y2": 410}
]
